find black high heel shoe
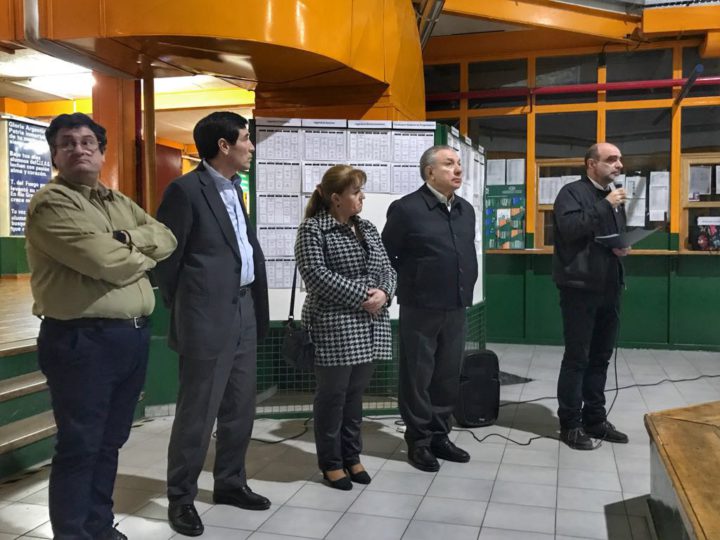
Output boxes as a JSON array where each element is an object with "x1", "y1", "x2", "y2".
[
  {"x1": 322, "y1": 471, "x2": 352, "y2": 491},
  {"x1": 345, "y1": 465, "x2": 372, "y2": 484}
]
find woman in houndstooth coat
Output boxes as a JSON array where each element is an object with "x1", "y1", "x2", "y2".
[{"x1": 295, "y1": 165, "x2": 396, "y2": 491}]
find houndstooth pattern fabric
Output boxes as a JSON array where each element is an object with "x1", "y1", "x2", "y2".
[{"x1": 295, "y1": 210, "x2": 397, "y2": 367}]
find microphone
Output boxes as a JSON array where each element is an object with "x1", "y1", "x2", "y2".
[{"x1": 611, "y1": 180, "x2": 624, "y2": 212}]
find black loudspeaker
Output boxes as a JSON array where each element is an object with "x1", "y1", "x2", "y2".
[{"x1": 454, "y1": 349, "x2": 500, "y2": 428}]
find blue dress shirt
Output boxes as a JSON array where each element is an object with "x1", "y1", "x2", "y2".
[{"x1": 204, "y1": 160, "x2": 255, "y2": 286}]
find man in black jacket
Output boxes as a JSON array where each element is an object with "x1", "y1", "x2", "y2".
[
  {"x1": 553, "y1": 142, "x2": 630, "y2": 450},
  {"x1": 382, "y1": 145, "x2": 478, "y2": 472},
  {"x1": 155, "y1": 112, "x2": 271, "y2": 536}
]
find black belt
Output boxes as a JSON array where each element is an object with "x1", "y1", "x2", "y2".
[
  {"x1": 238, "y1": 285, "x2": 251, "y2": 297},
  {"x1": 43, "y1": 316, "x2": 150, "y2": 329}
]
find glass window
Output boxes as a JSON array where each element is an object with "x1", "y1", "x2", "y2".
[
  {"x1": 536, "y1": 54, "x2": 598, "y2": 105},
  {"x1": 607, "y1": 108, "x2": 671, "y2": 238},
  {"x1": 536, "y1": 112, "x2": 597, "y2": 159},
  {"x1": 682, "y1": 106, "x2": 720, "y2": 153},
  {"x1": 468, "y1": 116, "x2": 527, "y2": 158},
  {"x1": 683, "y1": 47, "x2": 720, "y2": 98},
  {"x1": 424, "y1": 64, "x2": 460, "y2": 111},
  {"x1": 606, "y1": 49, "x2": 673, "y2": 101},
  {"x1": 468, "y1": 59, "x2": 527, "y2": 109}
]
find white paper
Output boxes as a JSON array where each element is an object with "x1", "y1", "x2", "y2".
[
  {"x1": 649, "y1": 210, "x2": 665, "y2": 221},
  {"x1": 348, "y1": 130, "x2": 392, "y2": 162},
  {"x1": 256, "y1": 161, "x2": 301, "y2": 194},
  {"x1": 625, "y1": 176, "x2": 647, "y2": 199},
  {"x1": 256, "y1": 127, "x2": 302, "y2": 160},
  {"x1": 266, "y1": 259, "x2": 296, "y2": 288},
  {"x1": 486, "y1": 159, "x2": 506, "y2": 186},
  {"x1": 256, "y1": 195, "x2": 302, "y2": 226},
  {"x1": 649, "y1": 171, "x2": 669, "y2": 217},
  {"x1": 302, "y1": 162, "x2": 334, "y2": 193},
  {"x1": 257, "y1": 227, "x2": 297, "y2": 258},
  {"x1": 625, "y1": 197, "x2": 646, "y2": 226},
  {"x1": 392, "y1": 131, "x2": 435, "y2": 163},
  {"x1": 506, "y1": 159, "x2": 525, "y2": 185},
  {"x1": 304, "y1": 129, "x2": 347, "y2": 161},
  {"x1": 351, "y1": 162, "x2": 392, "y2": 193},
  {"x1": 392, "y1": 164, "x2": 420, "y2": 195},
  {"x1": 689, "y1": 165, "x2": 712, "y2": 201}
]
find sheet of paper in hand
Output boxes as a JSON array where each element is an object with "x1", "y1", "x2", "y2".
[{"x1": 595, "y1": 227, "x2": 659, "y2": 249}]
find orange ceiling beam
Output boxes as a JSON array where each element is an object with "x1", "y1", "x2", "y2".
[
  {"x1": 443, "y1": 0, "x2": 639, "y2": 42},
  {"x1": 642, "y1": 5, "x2": 720, "y2": 34},
  {"x1": 701, "y1": 31, "x2": 720, "y2": 58}
]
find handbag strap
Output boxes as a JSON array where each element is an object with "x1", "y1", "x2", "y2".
[{"x1": 288, "y1": 264, "x2": 299, "y2": 321}]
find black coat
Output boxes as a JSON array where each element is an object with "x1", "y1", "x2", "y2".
[
  {"x1": 382, "y1": 184, "x2": 478, "y2": 310},
  {"x1": 153, "y1": 164, "x2": 269, "y2": 358},
  {"x1": 552, "y1": 176, "x2": 626, "y2": 292}
]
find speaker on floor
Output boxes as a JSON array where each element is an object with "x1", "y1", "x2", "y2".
[{"x1": 454, "y1": 349, "x2": 500, "y2": 428}]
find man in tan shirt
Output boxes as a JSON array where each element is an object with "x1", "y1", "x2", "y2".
[{"x1": 25, "y1": 113, "x2": 176, "y2": 540}]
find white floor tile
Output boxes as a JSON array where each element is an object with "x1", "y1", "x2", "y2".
[
  {"x1": 325, "y1": 513, "x2": 408, "y2": 540},
  {"x1": 401, "y1": 519, "x2": 480, "y2": 540},
  {"x1": 257, "y1": 506, "x2": 342, "y2": 538}
]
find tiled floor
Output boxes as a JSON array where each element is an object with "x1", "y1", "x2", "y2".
[{"x1": 2, "y1": 343, "x2": 720, "y2": 539}]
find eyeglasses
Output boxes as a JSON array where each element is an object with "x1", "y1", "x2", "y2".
[{"x1": 55, "y1": 139, "x2": 100, "y2": 153}]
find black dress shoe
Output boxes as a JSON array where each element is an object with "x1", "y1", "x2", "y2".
[
  {"x1": 560, "y1": 427, "x2": 595, "y2": 450},
  {"x1": 95, "y1": 525, "x2": 127, "y2": 540},
  {"x1": 213, "y1": 485, "x2": 271, "y2": 510},
  {"x1": 431, "y1": 438, "x2": 470, "y2": 463},
  {"x1": 322, "y1": 471, "x2": 353, "y2": 490},
  {"x1": 408, "y1": 446, "x2": 439, "y2": 472},
  {"x1": 584, "y1": 421, "x2": 629, "y2": 444},
  {"x1": 168, "y1": 503, "x2": 204, "y2": 537}
]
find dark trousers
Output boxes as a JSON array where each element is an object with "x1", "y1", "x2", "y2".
[
  {"x1": 313, "y1": 362, "x2": 375, "y2": 471},
  {"x1": 167, "y1": 293, "x2": 257, "y2": 504},
  {"x1": 37, "y1": 319, "x2": 150, "y2": 540},
  {"x1": 557, "y1": 285, "x2": 621, "y2": 430},
  {"x1": 398, "y1": 305, "x2": 466, "y2": 448}
]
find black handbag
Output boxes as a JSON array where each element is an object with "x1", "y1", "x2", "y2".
[{"x1": 281, "y1": 266, "x2": 315, "y2": 370}]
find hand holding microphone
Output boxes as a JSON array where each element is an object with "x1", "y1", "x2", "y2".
[{"x1": 605, "y1": 184, "x2": 626, "y2": 209}]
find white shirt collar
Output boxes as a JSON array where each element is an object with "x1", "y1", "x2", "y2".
[{"x1": 425, "y1": 182, "x2": 455, "y2": 207}]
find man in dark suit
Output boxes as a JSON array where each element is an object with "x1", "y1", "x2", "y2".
[
  {"x1": 553, "y1": 142, "x2": 630, "y2": 450},
  {"x1": 155, "y1": 112, "x2": 270, "y2": 537},
  {"x1": 382, "y1": 145, "x2": 478, "y2": 473}
]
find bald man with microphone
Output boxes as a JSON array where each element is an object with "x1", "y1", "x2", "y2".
[{"x1": 552, "y1": 142, "x2": 630, "y2": 451}]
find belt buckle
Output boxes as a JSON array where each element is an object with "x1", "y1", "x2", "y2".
[{"x1": 132, "y1": 316, "x2": 143, "y2": 329}]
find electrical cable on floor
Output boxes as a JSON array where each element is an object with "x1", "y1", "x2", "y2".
[{"x1": 244, "y1": 365, "x2": 720, "y2": 446}]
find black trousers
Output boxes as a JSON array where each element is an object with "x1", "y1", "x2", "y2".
[
  {"x1": 38, "y1": 319, "x2": 150, "y2": 540},
  {"x1": 313, "y1": 362, "x2": 375, "y2": 471},
  {"x1": 398, "y1": 305, "x2": 466, "y2": 448},
  {"x1": 557, "y1": 285, "x2": 621, "y2": 430},
  {"x1": 167, "y1": 292, "x2": 257, "y2": 504}
]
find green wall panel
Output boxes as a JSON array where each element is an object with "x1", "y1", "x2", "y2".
[
  {"x1": 0, "y1": 437, "x2": 54, "y2": 480},
  {"x1": 142, "y1": 337, "x2": 179, "y2": 407},
  {"x1": 620, "y1": 257, "x2": 670, "y2": 346},
  {"x1": 670, "y1": 256, "x2": 720, "y2": 348},
  {"x1": 0, "y1": 391, "x2": 50, "y2": 425},
  {"x1": 0, "y1": 237, "x2": 29, "y2": 276},
  {"x1": 525, "y1": 255, "x2": 563, "y2": 345},
  {"x1": 486, "y1": 255, "x2": 526, "y2": 342}
]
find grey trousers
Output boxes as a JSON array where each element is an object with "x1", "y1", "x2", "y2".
[
  {"x1": 398, "y1": 305, "x2": 466, "y2": 448},
  {"x1": 313, "y1": 362, "x2": 375, "y2": 471},
  {"x1": 167, "y1": 292, "x2": 257, "y2": 504}
]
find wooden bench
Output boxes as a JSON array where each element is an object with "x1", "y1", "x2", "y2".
[{"x1": 645, "y1": 401, "x2": 720, "y2": 540}]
